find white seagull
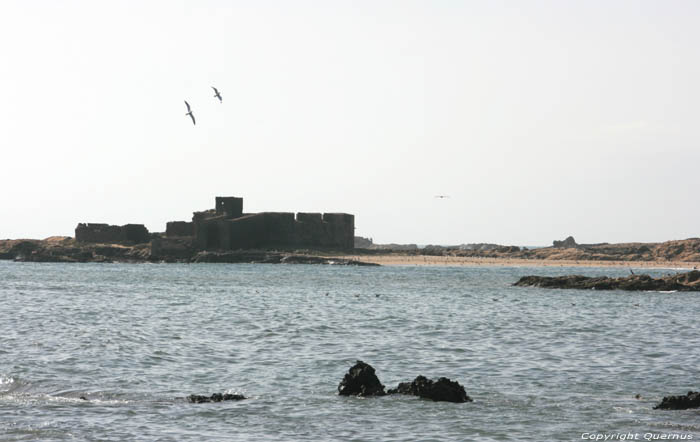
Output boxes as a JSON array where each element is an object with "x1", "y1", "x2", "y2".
[
  {"x1": 184, "y1": 100, "x2": 195, "y2": 125},
  {"x1": 212, "y1": 86, "x2": 222, "y2": 103}
]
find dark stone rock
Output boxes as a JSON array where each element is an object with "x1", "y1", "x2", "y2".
[
  {"x1": 553, "y1": 236, "x2": 578, "y2": 248},
  {"x1": 338, "y1": 360, "x2": 386, "y2": 396},
  {"x1": 654, "y1": 391, "x2": 700, "y2": 410},
  {"x1": 354, "y1": 236, "x2": 373, "y2": 248},
  {"x1": 2, "y1": 240, "x2": 42, "y2": 260},
  {"x1": 192, "y1": 251, "x2": 379, "y2": 266},
  {"x1": 514, "y1": 271, "x2": 700, "y2": 292},
  {"x1": 387, "y1": 375, "x2": 472, "y2": 403},
  {"x1": 280, "y1": 255, "x2": 380, "y2": 266},
  {"x1": 187, "y1": 393, "x2": 246, "y2": 403}
]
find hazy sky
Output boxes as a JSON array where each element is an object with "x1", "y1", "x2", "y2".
[{"x1": 1, "y1": 1, "x2": 698, "y2": 245}]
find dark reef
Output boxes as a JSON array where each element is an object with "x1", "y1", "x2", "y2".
[
  {"x1": 338, "y1": 361, "x2": 471, "y2": 403},
  {"x1": 514, "y1": 271, "x2": 700, "y2": 291},
  {"x1": 654, "y1": 391, "x2": 700, "y2": 410},
  {"x1": 338, "y1": 360, "x2": 386, "y2": 397},
  {"x1": 187, "y1": 393, "x2": 247, "y2": 403},
  {"x1": 387, "y1": 375, "x2": 472, "y2": 403}
]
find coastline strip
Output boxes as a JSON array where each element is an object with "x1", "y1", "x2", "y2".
[{"x1": 335, "y1": 255, "x2": 700, "y2": 269}]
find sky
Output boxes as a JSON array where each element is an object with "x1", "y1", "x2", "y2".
[{"x1": 1, "y1": 0, "x2": 699, "y2": 246}]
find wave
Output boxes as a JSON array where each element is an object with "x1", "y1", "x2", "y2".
[{"x1": 0, "y1": 374, "x2": 246, "y2": 406}]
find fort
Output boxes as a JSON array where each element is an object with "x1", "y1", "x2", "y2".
[
  {"x1": 75, "y1": 223, "x2": 150, "y2": 244},
  {"x1": 75, "y1": 196, "x2": 355, "y2": 251}
]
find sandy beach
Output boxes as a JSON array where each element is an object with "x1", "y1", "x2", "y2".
[{"x1": 337, "y1": 254, "x2": 700, "y2": 269}]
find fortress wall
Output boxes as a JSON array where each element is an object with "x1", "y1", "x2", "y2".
[
  {"x1": 294, "y1": 213, "x2": 324, "y2": 247},
  {"x1": 227, "y1": 214, "x2": 267, "y2": 249},
  {"x1": 76, "y1": 223, "x2": 122, "y2": 243},
  {"x1": 188, "y1": 197, "x2": 355, "y2": 251},
  {"x1": 121, "y1": 224, "x2": 150, "y2": 244},
  {"x1": 193, "y1": 214, "x2": 226, "y2": 250},
  {"x1": 261, "y1": 212, "x2": 296, "y2": 246},
  {"x1": 215, "y1": 197, "x2": 243, "y2": 219},
  {"x1": 296, "y1": 213, "x2": 322, "y2": 223},
  {"x1": 75, "y1": 223, "x2": 150, "y2": 244},
  {"x1": 192, "y1": 210, "x2": 216, "y2": 223},
  {"x1": 166, "y1": 221, "x2": 193, "y2": 237},
  {"x1": 322, "y1": 213, "x2": 355, "y2": 249}
]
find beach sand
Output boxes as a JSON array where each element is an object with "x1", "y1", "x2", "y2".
[{"x1": 337, "y1": 254, "x2": 700, "y2": 269}]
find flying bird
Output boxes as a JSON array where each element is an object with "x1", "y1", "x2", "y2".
[
  {"x1": 212, "y1": 86, "x2": 222, "y2": 103},
  {"x1": 184, "y1": 100, "x2": 195, "y2": 125},
  {"x1": 434, "y1": 195, "x2": 450, "y2": 199}
]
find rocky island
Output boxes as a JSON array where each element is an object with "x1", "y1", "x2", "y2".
[
  {"x1": 3, "y1": 208, "x2": 700, "y2": 268},
  {"x1": 0, "y1": 196, "x2": 376, "y2": 265}
]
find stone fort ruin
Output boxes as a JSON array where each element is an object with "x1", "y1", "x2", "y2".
[{"x1": 75, "y1": 196, "x2": 355, "y2": 251}]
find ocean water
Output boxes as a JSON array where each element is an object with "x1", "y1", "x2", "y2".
[{"x1": 1, "y1": 261, "x2": 699, "y2": 441}]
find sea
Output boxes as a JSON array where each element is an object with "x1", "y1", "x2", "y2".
[{"x1": 1, "y1": 261, "x2": 698, "y2": 441}]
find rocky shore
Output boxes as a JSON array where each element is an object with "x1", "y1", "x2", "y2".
[
  {"x1": 0, "y1": 237, "x2": 377, "y2": 266},
  {"x1": 3, "y1": 235, "x2": 700, "y2": 267},
  {"x1": 514, "y1": 271, "x2": 700, "y2": 291},
  {"x1": 356, "y1": 236, "x2": 700, "y2": 263}
]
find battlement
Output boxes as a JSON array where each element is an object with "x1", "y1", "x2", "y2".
[
  {"x1": 76, "y1": 196, "x2": 354, "y2": 251},
  {"x1": 215, "y1": 197, "x2": 243, "y2": 219},
  {"x1": 187, "y1": 197, "x2": 354, "y2": 251},
  {"x1": 75, "y1": 223, "x2": 150, "y2": 244}
]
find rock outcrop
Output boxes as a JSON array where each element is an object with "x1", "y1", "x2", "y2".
[
  {"x1": 654, "y1": 391, "x2": 700, "y2": 410},
  {"x1": 387, "y1": 375, "x2": 472, "y2": 403},
  {"x1": 363, "y1": 238, "x2": 700, "y2": 263},
  {"x1": 553, "y1": 236, "x2": 578, "y2": 249},
  {"x1": 187, "y1": 393, "x2": 246, "y2": 403},
  {"x1": 337, "y1": 361, "x2": 473, "y2": 403},
  {"x1": 514, "y1": 271, "x2": 700, "y2": 291},
  {"x1": 192, "y1": 251, "x2": 378, "y2": 266},
  {"x1": 0, "y1": 238, "x2": 380, "y2": 265},
  {"x1": 338, "y1": 361, "x2": 386, "y2": 397},
  {"x1": 354, "y1": 236, "x2": 373, "y2": 248}
]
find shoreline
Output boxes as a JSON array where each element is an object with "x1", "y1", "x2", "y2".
[
  {"x1": 336, "y1": 254, "x2": 700, "y2": 269},
  {"x1": 2, "y1": 238, "x2": 700, "y2": 269}
]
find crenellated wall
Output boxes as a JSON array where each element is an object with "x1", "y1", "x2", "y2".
[
  {"x1": 75, "y1": 223, "x2": 150, "y2": 244},
  {"x1": 85, "y1": 196, "x2": 357, "y2": 251},
  {"x1": 195, "y1": 208, "x2": 355, "y2": 251},
  {"x1": 166, "y1": 221, "x2": 193, "y2": 237}
]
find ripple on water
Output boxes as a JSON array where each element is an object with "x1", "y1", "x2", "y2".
[{"x1": 0, "y1": 262, "x2": 699, "y2": 441}]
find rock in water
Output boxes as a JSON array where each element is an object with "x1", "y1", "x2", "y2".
[
  {"x1": 338, "y1": 360, "x2": 386, "y2": 396},
  {"x1": 654, "y1": 391, "x2": 700, "y2": 410},
  {"x1": 187, "y1": 393, "x2": 246, "y2": 403},
  {"x1": 388, "y1": 375, "x2": 472, "y2": 403},
  {"x1": 513, "y1": 271, "x2": 700, "y2": 291}
]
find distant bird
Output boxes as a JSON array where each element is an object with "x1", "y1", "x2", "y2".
[
  {"x1": 212, "y1": 86, "x2": 222, "y2": 103},
  {"x1": 434, "y1": 195, "x2": 450, "y2": 199},
  {"x1": 630, "y1": 269, "x2": 635, "y2": 275},
  {"x1": 184, "y1": 101, "x2": 195, "y2": 125}
]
